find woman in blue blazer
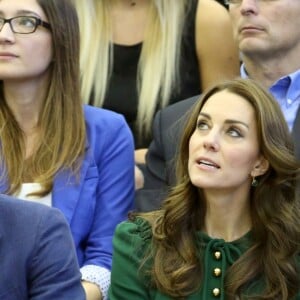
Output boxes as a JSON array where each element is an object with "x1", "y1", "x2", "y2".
[
  {"x1": 51, "y1": 106, "x2": 135, "y2": 299},
  {"x1": 0, "y1": 0, "x2": 134, "y2": 299}
]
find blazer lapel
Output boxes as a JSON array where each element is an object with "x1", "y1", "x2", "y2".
[
  {"x1": 52, "y1": 139, "x2": 93, "y2": 224},
  {"x1": 52, "y1": 156, "x2": 91, "y2": 224}
]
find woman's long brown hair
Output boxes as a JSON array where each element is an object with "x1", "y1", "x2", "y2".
[
  {"x1": 0, "y1": 0, "x2": 85, "y2": 196},
  {"x1": 138, "y1": 78, "x2": 300, "y2": 299}
]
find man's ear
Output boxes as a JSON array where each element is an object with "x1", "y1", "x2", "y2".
[{"x1": 251, "y1": 156, "x2": 270, "y2": 177}]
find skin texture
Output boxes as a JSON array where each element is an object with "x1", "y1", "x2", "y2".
[
  {"x1": 0, "y1": 0, "x2": 52, "y2": 158},
  {"x1": 196, "y1": 0, "x2": 240, "y2": 90},
  {"x1": 188, "y1": 90, "x2": 269, "y2": 241},
  {"x1": 188, "y1": 90, "x2": 266, "y2": 192},
  {"x1": 229, "y1": 0, "x2": 300, "y2": 87},
  {"x1": 0, "y1": 0, "x2": 52, "y2": 82}
]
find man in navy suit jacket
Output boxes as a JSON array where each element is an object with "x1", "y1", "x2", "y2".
[
  {"x1": 0, "y1": 194, "x2": 85, "y2": 300},
  {"x1": 136, "y1": 0, "x2": 300, "y2": 211}
]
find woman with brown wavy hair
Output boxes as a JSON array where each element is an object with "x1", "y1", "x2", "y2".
[{"x1": 109, "y1": 78, "x2": 300, "y2": 299}]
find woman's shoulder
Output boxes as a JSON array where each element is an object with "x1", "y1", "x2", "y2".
[
  {"x1": 114, "y1": 212, "x2": 162, "y2": 244},
  {"x1": 83, "y1": 105, "x2": 133, "y2": 144},
  {"x1": 115, "y1": 216, "x2": 152, "y2": 241},
  {"x1": 83, "y1": 104, "x2": 126, "y2": 126}
]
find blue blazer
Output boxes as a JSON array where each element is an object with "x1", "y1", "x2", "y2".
[
  {"x1": 0, "y1": 105, "x2": 135, "y2": 271},
  {"x1": 0, "y1": 194, "x2": 85, "y2": 299},
  {"x1": 53, "y1": 105, "x2": 135, "y2": 270}
]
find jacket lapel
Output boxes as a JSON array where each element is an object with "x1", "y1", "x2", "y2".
[
  {"x1": 52, "y1": 156, "x2": 91, "y2": 224},
  {"x1": 52, "y1": 139, "x2": 93, "y2": 224}
]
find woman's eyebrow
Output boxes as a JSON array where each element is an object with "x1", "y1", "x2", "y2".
[
  {"x1": 198, "y1": 112, "x2": 249, "y2": 128},
  {"x1": 198, "y1": 112, "x2": 210, "y2": 119},
  {"x1": 0, "y1": 10, "x2": 41, "y2": 17},
  {"x1": 224, "y1": 119, "x2": 249, "y2": 129}
]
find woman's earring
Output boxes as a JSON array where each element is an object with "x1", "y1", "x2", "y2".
[{"x1": 251, "y1": 177, "x2": 258, "y2": 187}]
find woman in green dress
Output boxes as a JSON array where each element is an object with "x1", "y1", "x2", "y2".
[{"x1": 109, "y1": 78, "x2": 300, "y2": 300}]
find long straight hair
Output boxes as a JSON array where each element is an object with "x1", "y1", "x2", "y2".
[
  {"x1": 74, "y1": 0, "x2": 186, "y2": 137},
  {"x1": 0, "y1": 0, "x2": 86, "y2": 196}
]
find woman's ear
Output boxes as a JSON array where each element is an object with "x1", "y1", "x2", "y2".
[{"x1": 251, "y1": 156, "x2": 270, "y2": 177}]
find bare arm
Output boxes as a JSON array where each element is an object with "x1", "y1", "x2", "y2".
[
  {"x1": 135, "y1": 148, "x2": 147, "y2": 164},
  {"x1": 195, "y1": 0, "x2": 240, "y2": 90},
  {"x1": 82, "y1": 281, "x2": 102, "y2": 300}
]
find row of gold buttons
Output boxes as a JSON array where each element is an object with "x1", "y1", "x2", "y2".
[{"x1": 212, "y1": 251, "x2": 222, "y2": 297}]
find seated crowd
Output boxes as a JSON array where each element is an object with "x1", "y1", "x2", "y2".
[{"x1": 0, "y1": 0, "x2": 299, "y2": 299}]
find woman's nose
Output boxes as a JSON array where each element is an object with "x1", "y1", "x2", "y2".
[
  {"x1": 203, "y1": 131, "x2": 220, "y2": 152},
  {"x1": 0, "y1": 23, "x2": 15, "y2": 43}
]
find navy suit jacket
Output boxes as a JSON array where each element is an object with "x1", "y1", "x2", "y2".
[
  {"x1": 0, "y1": 194, "x2": 85, "y2": 300},
  {"x1": 136, "y1": 96, "x2": 300, "y2": 211}
]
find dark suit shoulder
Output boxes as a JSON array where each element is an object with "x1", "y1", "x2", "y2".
[
  {"x1": 136, "y1": 96, "x2": 200, "y2": 212},
  {"x1": 159, "y1": 95, "x2": 199, "y2": 125},
  {"x1": 0, "y1": 194, "x2": 62, "y2": 224},
  {"x1": 0, "y1": 194, "x2": 85, "y2": 300}
]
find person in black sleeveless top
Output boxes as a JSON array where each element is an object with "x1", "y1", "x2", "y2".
[{"x1": 74, "y1": 0, "x2": 240, "y2": 162}]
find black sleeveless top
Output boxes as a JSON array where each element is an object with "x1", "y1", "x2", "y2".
[{"x1": 101, "y1": 0, "x2": 201, "y2": 148}]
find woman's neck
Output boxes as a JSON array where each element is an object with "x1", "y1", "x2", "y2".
[
  {"x1": 110, "y1": 0, "x2": 150, "y2": 45},
  {"x1": 3, "y1": 79, "x2": 47, "y2": 134},
  {"x1": 202, "y1": 189, "x2": 252, "y2": 242}
]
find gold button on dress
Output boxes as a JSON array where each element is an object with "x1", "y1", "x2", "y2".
[
  {"x1": 213, "y1": 268, "x2": 221, "y2": 277},
  {"x1": 214, "y1": 251, "x2": 221, "y2": 260},
  {"x1": 212, "y1": 288, "x2": 220, "y2": 297}
]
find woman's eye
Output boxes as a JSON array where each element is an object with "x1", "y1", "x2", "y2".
[
  {"x1": 196, "y1": 120, "x2": 209, "y2": 130},
  {"x1": 18, "y1": 17, "x2": 35, "y2": 28},
  {"x1": 227, "y1": 127, "x2": 242, "y2": 137}
]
